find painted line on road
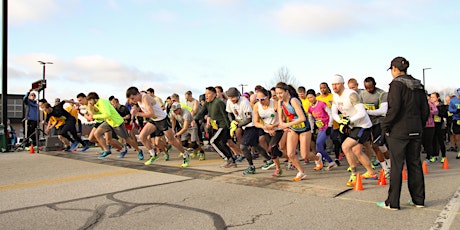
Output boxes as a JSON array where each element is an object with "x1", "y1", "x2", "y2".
[
  {"x1": 430, "y1": 186, "x2": 460, "y2": 230},
  {"x1": 0, "y1": 169, "x2": 140, "y2": 191}
]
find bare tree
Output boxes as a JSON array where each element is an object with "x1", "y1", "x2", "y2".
[{"x1": 266, "y1": 66, "x2": 300, "y2": 89}]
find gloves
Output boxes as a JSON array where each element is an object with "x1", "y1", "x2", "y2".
[
  {"x1": 338, "y1": 118, "x2": 350, "y2": 134},
  {"x1": 230, "y1": 120, "x2": 238, "y2": 137},
  {"x1": 326, "y1": 127, "x2": 332, "y2": 135}
]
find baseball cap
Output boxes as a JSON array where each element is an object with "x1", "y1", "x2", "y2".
[
  {"x1": 226, "y1": 87, "x2": 241, "y2": 98},
  {"x1": 331, "y1": 74, "x2": 345, "y2": 84},
  {"x1": 388, "y1": 56, "x2": 409, "y2": 71},
  {"x1": 171, "y1": 102, "x2": 181, "y2": 111}
]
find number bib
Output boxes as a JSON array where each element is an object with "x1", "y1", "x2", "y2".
[{"x1": 434, "y1": 115, "x2": 441, "y2": 123}]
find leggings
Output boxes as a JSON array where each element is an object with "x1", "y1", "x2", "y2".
[
  {"x1": 422, "y1": 127, "x2": 435, "y2": 159},
  {"x1": 433, "y1": 123, "x2": 446, "y2": 158},
  {"x1": 265, "y1": 130, "x2": 284, "y2": 159},
  {"x1": 316, "y1": 129, "x2": 333, "y2": 163},
  {"x1": 59, "y1": 117, "x2": 85, "y2": 146}
]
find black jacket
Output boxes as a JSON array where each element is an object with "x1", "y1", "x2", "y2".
[{"x1": 381, "y1": 75, "x2": 429, "y2": 139}]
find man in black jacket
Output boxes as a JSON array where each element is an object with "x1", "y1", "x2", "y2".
[{"x1": 377, "y1": 57, "x2": 429, "y2": 210}]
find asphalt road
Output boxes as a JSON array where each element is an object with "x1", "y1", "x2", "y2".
[{"x1": 1, "y1": 147, "x2": 459, "y2": 230}]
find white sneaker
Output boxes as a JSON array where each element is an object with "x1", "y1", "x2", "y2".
[{"x1": 325, "y1": 161, "x2": 337, "y2": 171}]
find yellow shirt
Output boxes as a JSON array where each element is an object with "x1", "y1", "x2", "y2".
[
  {"x1": 300, "y1": 97, "x2": 310, "y2": 113},
  {"x1": 316, "y1": 93, "x2": 333, "y2": 108}
]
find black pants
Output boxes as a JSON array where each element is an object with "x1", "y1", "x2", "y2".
[
  {"x1": 422, "y1": 127, "x2": 435, "y2": 159},
  {"x1": 25, "y1": 120, "x2": 38, "y2": 146},
  {"x1": 210, "y1": 128, "x2": 234, "y2": 162},
  {"x1": 385, "y1": 136, "x2": 425, "y2": 209},
  {"x1": 59, "y1": 117, "x2": 85, "y2": 146},
  {"x1": 433, "y1": 123, "x2": 446, "y2": 158}
]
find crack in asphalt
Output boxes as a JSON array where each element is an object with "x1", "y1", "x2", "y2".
[
  {"x1": 0, "y1": 179, "x2": 228, "y2": 230},
  {"x1": 226, "y1": 211, "x2": 274, "y2": 228}
]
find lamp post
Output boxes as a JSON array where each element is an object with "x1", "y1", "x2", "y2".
[
  {"x1": 422, "y1": 67, "x2": 431, "y2": 86},
  {"x1": 239, "y1": 84, "x2": 247, "y2": 94},
  {"x1": 38, "y1": 61, "x2": 53, "y2": 99}
]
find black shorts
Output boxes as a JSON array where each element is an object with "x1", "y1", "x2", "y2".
[
  {"x1": 348, "y1": 127, "x2": 371, "y2": 144},
  {"x1": 150, "y1": 129, "x2": 165, "y2": 138},
  {"x1": 453, "y1": 120, "x2": 460, "y2": 135},
  {"x1": 241, "y1": 127, "x2": 260, "y2": 146},
  {"x1": 147, "y1": 117, "x2": 171, "y2": 132},
  {"x1": 370, "y1": 124, "x2": 385, "y2": 145}
]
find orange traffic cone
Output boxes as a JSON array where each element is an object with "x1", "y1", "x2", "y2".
[
  {"x1": 422, "y1": 161, "x2": 429, "y2": 174},
  {"x1": 402, "y1": 167, "x2": 408, "y2": 180},
  {"x1": 353, "y1": 172, "x2": 364, "y2": 191},
  {"x1": 378, "y1": 169, "x2": 387, "y2": 186},
  {"x1": 442, "y1": 158, "x2": 450, "y2": 170},
  {"x1": 29, "y1": 144, "x2": 35, "y2": 154}
]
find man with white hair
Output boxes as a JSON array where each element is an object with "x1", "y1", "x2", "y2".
[{"x1": 331, "y1": 74, "x2": 378, "y2": 187}]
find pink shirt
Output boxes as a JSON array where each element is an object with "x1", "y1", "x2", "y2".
[
  {"x1": 425, "y1": 101, "x2": 438, "y2": 128},
  {"x1": 308, "y1": 100, "x2": 330, "y2": 131}
]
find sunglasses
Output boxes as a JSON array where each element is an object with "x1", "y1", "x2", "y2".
[{"x1": 256, "y1": 98, "x2": 266, "y2": 101}]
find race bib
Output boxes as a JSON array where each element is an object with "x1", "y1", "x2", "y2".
[
  {"x1": 315, "y1": 120, "x2": 325, "y2": 128},
  {"x1": 364, "y1": 104, "x2": 376, "y2": 110},
  {"x1": 434, "y1": 115, "x2": 441, "y2": 123},
  {"x1": 292, "y1": 122, "x2": 306, "y2": 130},
  {"x1": 457, "y1": 120, "x2": 460, "y2": 125},
  {"x1": 210, "y1": 120, "x2": 218, "y2": 130}
]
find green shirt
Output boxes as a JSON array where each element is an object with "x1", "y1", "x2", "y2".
[
  {"x1": 194, "y1": 98, "x2": 230, "y2": 129},
  {"x1": 92, "y1": 98, "x2": 124, "y2": 127}
]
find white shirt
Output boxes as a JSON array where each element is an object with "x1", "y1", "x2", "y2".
[{"x1": 332, "y1": 88, "x2": 372, "y2": 128}]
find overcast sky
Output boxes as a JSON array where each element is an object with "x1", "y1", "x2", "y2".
[{"x1": 5, "y1": 0, "x2": 460, "y2": 103}]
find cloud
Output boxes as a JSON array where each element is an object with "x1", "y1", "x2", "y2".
[
  {"x1": 203, "y1": 0, "x2": 243, "y2": 6},
  {"x1": 9, "y1": 0, "x2": 60, "y2": 24},
  {"x1": 273, "y1": 2, "x2": 359, "y2": 35}
]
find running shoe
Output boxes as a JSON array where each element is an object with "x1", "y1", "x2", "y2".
[
  {"x1": 429, "y1": 156, "x2": 438, "y2": 163},
  {"x1": 199, "y1": 152, "x2": 205, "y2": 161},
  {"x1": 79, "y1": 144, "x2": 90, "y2": 152},
  {"x1": 144, "y1": 155, "x2": 159, "y2": 165},
  {"x1": 334, "y1": 159, "x2": 341, "y2": 166},
  {"x1": 137, "y1": 150, "x2": 144, "y2": 160},
  {"x1": 361, "y1": 171, "x2": 378, "y2": 180},
  {"x1": 235, "y1": 155, "x2": 245, "y2": 162},
  {"x1": 440, "y1": 157, "x2": 445, "y2": 163},
  {"x1": 293, "y1": 172, "x2": 307, "y2": 181},
  {"x1": 163, "y1": 152, "x2": 170, "y2": 161},
  {"x1": 272, "y1": 169, "x2": 283, "y2": 177},
  {"x1": 64, "y1": 146, "x2": 71, "y2": 152},
  {"x1": 220, "y1": 161, "x2": 237, "y2": 168},
  {"x1": 346, "y1": 174, "x2": 356, "y2": 187},
  {"x1": 325, "y1": 161, "x2": 338, "y2": 171},
  {"x1": 69, "y1": 141, "x2": 79, "y2": 151},
  {"x1": 261, "y1": 160, "x2": 275, "y2": 170},
  {"x1": 243, "y1": 166, "x2": 256, "y2": 175},
  {"x1": 347, "y1": 166, "x2": 352, "y2": 172},
  {"x1": 190, "y1": 150, "x2": 198, "y2": 159},
  {"x1": 457, "y1": 152, "x2": 460, "y2": 159},
  {"x1": 117, "y1": 150, "x2": 128, "y2": 158},
  {"x1": 98, "y1": 151, "x2": 112, "y2": 159},
  {"x1": 407, "y1": 199, "x2": 425, "y2": 208},
  {"x1": 181, "y1": 156, "x2": 190, "y2": 167},
  {"x1": 376, "y1": 202, "x2": 398, "y2": 211}
]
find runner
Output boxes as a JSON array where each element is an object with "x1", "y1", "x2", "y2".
[
  {"x1": 195, "y1": 86, "x2": 236, "y2": 168},
  {"x1": 170, "y1": 102, "x2": 205, "y2": 162},
  {"x1": 448, "y1": 88, "x2": 460, "y2": 159},
  {"x1": 226, "y1": 87, "x2": 269, "y2": 175},
  {"x1": 42, "y1": 101, "x2": 89, "y2": 152},
  {"x1": 430, "y1": 92, "x2": 448, "y2": 162},
  {"x1": 276, "y1": 82, "x2": 317, "y2": 181},
  {"x1": 126, "y1": 87, "x2": 190, "y2": 167},
  {"x1": 331, "y1": 74, "x2": 378, "y2": 187},
  {"x1": 86, "y1": 92, "x2": 143, "y2": 159},
  {"x1": 253, "y1": 87, "x2": 285, "y2": 177},
  {"x1": 306, "y1": 89, "x2": 337, "y2": 170},
  {"x1": 360, "y1": 77, "x2": 391, "y2": 177}
]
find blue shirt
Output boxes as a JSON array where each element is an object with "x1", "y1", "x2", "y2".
[
  {"x1": 449, "y1": 96, "x2": 460, "y2": 121},
  {"x1": 23, "y1": 92, "x2": 38, "y2": 121}
]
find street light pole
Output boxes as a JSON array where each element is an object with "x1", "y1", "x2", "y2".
[
  {"x1": 38, "y1": 61, "x2": 53, "y2": 99},
  {"x1": 239, "y1": 84, "x2": 247, "y2": 94},
  {"x1": 422, "y1": 67, "x2": 431, "y2": 86}
]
